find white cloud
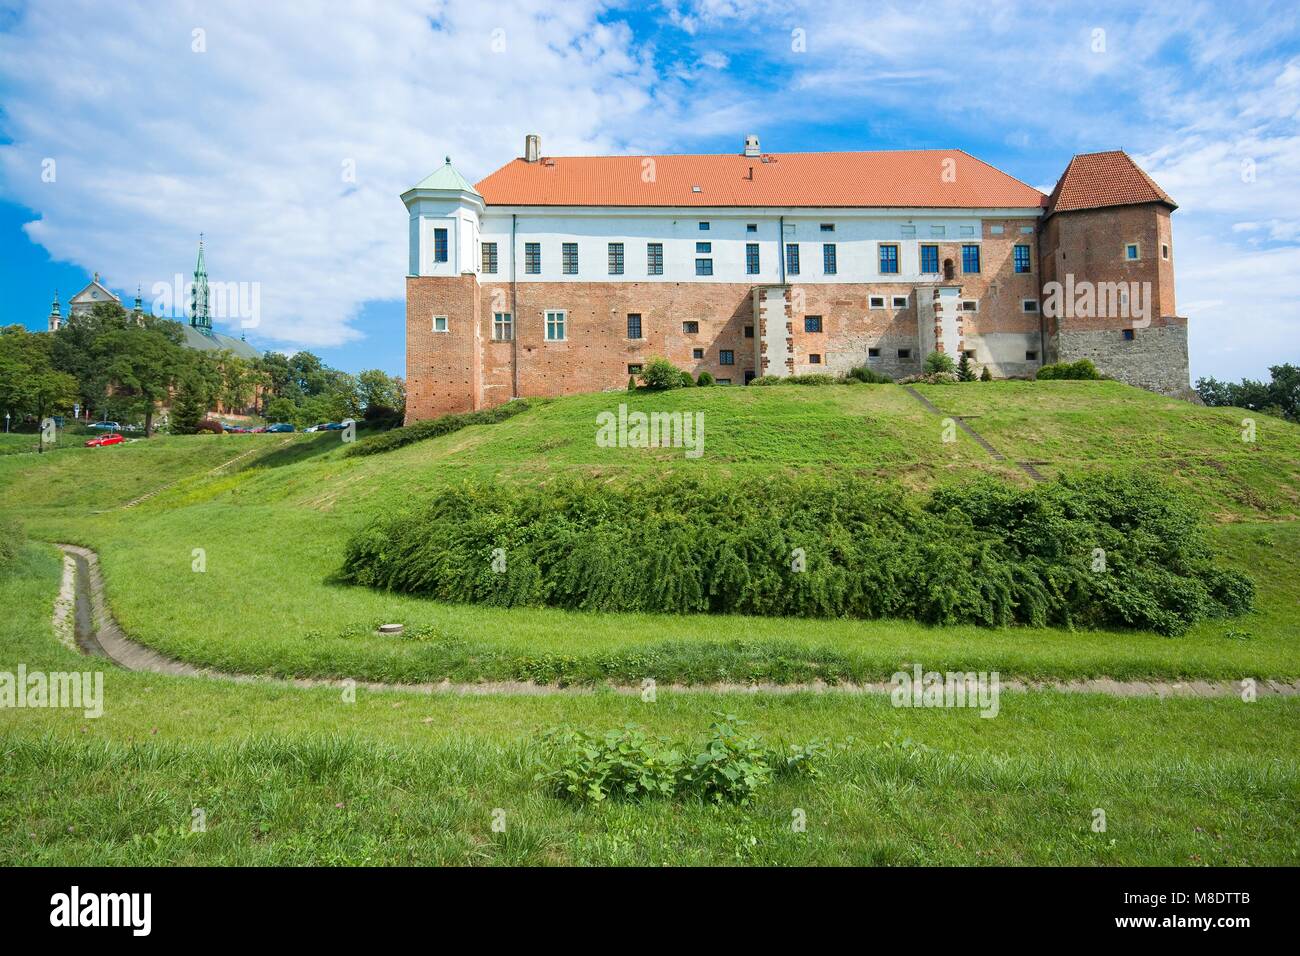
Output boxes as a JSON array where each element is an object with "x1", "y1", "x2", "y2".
[{"x1": 0, "y1": 0, "x2": 657, "y2": 348}]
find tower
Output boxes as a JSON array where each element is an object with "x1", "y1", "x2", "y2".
[
  {"x1": 133, "y1": 285, "x2": 144, "y2": 325},
  {"x1": 190, "y1": 234, "x2": 211, "y2": 331},
  {"x1": 48, "y1": 291, "x2": 61, "y2": 332}
]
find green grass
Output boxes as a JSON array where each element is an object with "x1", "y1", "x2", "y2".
[
  {"x1": 2, "y1": 543, "x2": 1297, "y2": 866},
  {"x1": 1, "y1": 383, "x2": 1298, "y2": 685}
]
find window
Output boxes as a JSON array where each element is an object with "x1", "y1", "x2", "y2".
[
  {"x1": 562, "y1": 242, "x2": 578, "y2": 275},
  {"x1": 1122, "y1": 329, "x2": 1135, "y2": 341},
  {"x1": 1014, "y1": 244, "x2": 1031, "y2": 273},
  {"x1": 868, "y1": 347, "x2": 881, "y2": 358},
  {"x1": 695, "y1": 241, "x2": 711, "y2": 254},
  {"x1": 693, "y1": 348, "x2": 704, "y2": 360},
  {"x1": 897, "y1": 348, "x2": 912, "y2": 359},
  {"x1": 901, "y1": 225, "x2": 916, "y2": 238},
  {"x1": 1025, "y1": 351, "x2": 1038, "y2": 361},
  {"x1": 432, "y1": 315, "x2": 448, "y2": 333},
  {"x1": 823, "y1": 243, "x2": 837, "y2": 275},
  {"x1": 747, "y1": 223, "x2": 758, "y2": 233},
  {"x1": 627, "y1": 313, "x2": 642, "y2": 339},
  {"x1": 805, "y1": 315, "x2": 823, "y2": 333},
  {"x1": 920, "y1": 244, "x2": 940, "y2": 274},
  {"x1": 960, "y1": 225, "x2": 975, "y2": 238},
  {"x1": 525, "y1": 242, "x2": 541, "y2": 274},
  {"x1": 482, "y1": 242, "x2": 498, "y2": 274},
  {"x1": 959, "y1": 299, "x2": 979, "y2": 312},
  {"x1": 720, "y1": 350, "x2": 734, "y2": 365},
  {"x1": 869, "y1": 296, "x2": 886, "y2": 308},
  {"x1": 1020, "y1": 226, "x2": 1034, "y2": 234},
  {"x1": 716, "y1": 378, "x2": 731, "y2": 385},
  {"x1": 695, "y1": 257, "x2": 713, "y2": 276},
  {"x1": 1022, "y1": 299, "x2": 1039, "y2": 313},
  {"x1": 744, "y1": 370, "x2": 756, "y2": 384},
  {"x1": 1125, "y1": 243, "x2": 1140, "y2": 260},
  {"x1": 786, "y1": 243, "x2": 800, "y2": 275},
  {"x1": 962, "y1": 244, "x2": 981, "y2": 273},
  {"x1": 492, "y1": 312, "x2": 513, "y2": 341},
  {"x1": 746, "y1": 243, "x2": 760, "y2": 274},
  {"x1": 931, "y1": 225, "x2": 946, "y2": 237},
  {"x1": 1162, "y1": 243, "x2": 1170, "y2": 260},
  {"x1": 683, "y1": 321, "x2": 699, "y2": 334},
  {"x1": 545, "y1": 310, "x2": 566, "y2": 341},
  {"x1": 808, "y1": 353, "x2": 821, "y2": 364},
  {"x1": 879, "y1": 243, "x2": 899, "y2": 274},
  {"x1": 892, "y1": 295, "x2": 909, "y2": 309},
  {"x1": 608, "y1": 242, "x2": 624, "y2": 275},
  {"x1": 699, "y1": 221, "x2": 710, "y2": 231},
  {"x1": 647, "y1": 242, "x2": 663, "y2": 275},
  {"x1": 820, "y1": 223, "x2": 835, "y2": 232},
  {"x1": 963, "y1": 350, "x2": 976, "y2": 359},
  {"x1": 627, "y1": 363, "x2": 642, "y2": 375},
  {"x1": 744, "y1": 325, "x2": 754, "y2": 338},
  {"x1": 434, "y1": 228, "x2": 448, "y2": 263},
  {"x1": 989, "y1": 225, "x2": 1004, "y2": 235}
]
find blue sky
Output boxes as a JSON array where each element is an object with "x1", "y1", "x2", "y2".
[{"x1": 2, "y1": 0, "x2": 1297, "y2": 381}]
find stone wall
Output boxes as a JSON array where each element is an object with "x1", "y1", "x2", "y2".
[{"x1": 1056, "y1": 321, "x2": 1190, "y2": 395}]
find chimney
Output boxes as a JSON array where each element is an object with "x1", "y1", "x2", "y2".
[
  {"x1": 525, "y1": 133, "x2": 541, "y2": 163},
  {"x1": 743, "y1": 133, "x2": 761, "y2": 157}
]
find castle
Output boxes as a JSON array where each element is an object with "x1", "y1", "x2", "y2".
[{"x1": 402, "y1": 135, "x2": 1187, "y2": 421}]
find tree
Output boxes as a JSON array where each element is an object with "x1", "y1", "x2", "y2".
[
  {"x1": 956, "y1": 351, "x2": 976, "y2": 382},
  {"x1": 979, "y1": 365, "x2": 993, "y2": 382},
  {"x1": 924, "y1": 351, "x2": 955, "y2": 375},
  {"x1": 169, "y1": 374, "x2": 209, "y2": 434},
  {"x1": 1195, "y1": 364, "x2": 1298, "y2": 422},
  {"x1": 94, "y1": 325, "x2": 185, "y2": 437},
  {"x1": 357, "y1": 369, "x2": 403, "y2": 413},
  {"x1": 0, "y1": 325, "x2": 78, "y2": 434}
]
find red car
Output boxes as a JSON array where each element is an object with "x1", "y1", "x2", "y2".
[{"x1": 85, "y1": 432, "x2": 125, "y2": 447}]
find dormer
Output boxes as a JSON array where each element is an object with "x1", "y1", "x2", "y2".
[{"x1": 400, "y1": 157, "x2": 484, "y2": 278}]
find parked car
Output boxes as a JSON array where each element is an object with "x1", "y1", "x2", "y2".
[
  {"x1": 89, "y1": 421, "x2": 122, "y2": 431},
  {"x1": 264, "y1": 423, "x2": 295, "y2": 433},
  {"x1": 222, "y1": 424, "x2": 252, "y2": 433},
  {"x1": 85, "y1": 432, "x2": 125, "y2": 447}
]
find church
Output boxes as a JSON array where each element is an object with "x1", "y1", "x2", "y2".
[{"x1": 46, "y1": 238, "x2": 259, "y2": 362}]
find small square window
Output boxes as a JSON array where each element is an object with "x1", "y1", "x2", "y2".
[
  {"x1": 683, "y1": 321, "x2": 699, "y2": 334},
  {"x1": 868, "y1": 347, "x2": 881, "y2": 358},
  {"x1": 695, "y1": 258, "x2": 713, "y2": 276},
  {"x1": 820, "y1": 223, "x2": 835, "y2": 232},
  {"x1": 716, "y1": 378, "x2": 731, "y2": 385},
  {"x1": 1020, "y1": 225, "x2": 1034, "y2": 234},
  {"x1": 1123, "y1": 329, "x2": 1135, "y2": 341},
  {"x1": 628, "y1": 363, "x2": 643, "y2": 375},
  {"x1": 744, "y1": 325, "x2": 754, "y2": 338},
  {"x1": 808, "y1": 353, "x2": 821, "y2": 364},
  {"x1": 963, "y1": 350, "x2": 976, "y2": 359},
  {"x1": 869, "y1": 296, "x2": 886, "y2": 308},
  {"x1": 698, "y1": 221, "x2": 709, "y2": 231},
  {"x1": 898, "y1": 348, "x2": 912, "y2": 359},
  {"x1": 1022, "y1": 299, "x2": 1039, "y2": 313},
  {"x1": 989, "y1": 225, "x2": 1004, "y2": 235},
  {"x1": 720, "y1": 349, "x2": 734, "y2": 365},
  {"x1": 1125, "y1": 243, "x2": 1140, "y2": 260},
  {"x1": 805, "y1": 315, "x2": 823, "y2": 333},
  {"x1": 960, "y1": 300, "x2": 979, "y2": 312},
  {"x1": 891, "y1": 295, "x2": 908, "y2": 308},
  {"x1": 1025, "y1": 351, "x2": 1038, "y2": 361},
  {"x1": 696, "y1": 241, "x2": 712, "y2": 253},
  {"x1": 900, "y1": 225, "x2": 916, "y2": 238},
  {"x1": 433, "y1": 315, "x2": 448, "y2": 333},
  {"x1": 746, "y1": 223, "x2": 758, "y2": 233},
  {"x1": 693, "y1": 348, "x2": 704, "y2": 359}
]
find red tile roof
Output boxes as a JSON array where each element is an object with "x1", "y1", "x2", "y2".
[
  {"x1": 1045, "y1": 150, "x2": 1176, "y2": 217},
  {"x1": 475, "y1": 149, "x2": 1046, "y2": 209}
]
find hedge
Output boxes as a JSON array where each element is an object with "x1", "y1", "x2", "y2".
[{"x1": 343, "y1": 399, "x2": 536, "y2": 457}]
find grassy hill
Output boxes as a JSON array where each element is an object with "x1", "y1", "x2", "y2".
[{"x1": 1, "y1": 380, "x2": 1297, "y2": 684}]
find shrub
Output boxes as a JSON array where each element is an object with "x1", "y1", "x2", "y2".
[
  {"x1": 195, "y1": 419, "x2": 224, "y2": 435},
  {"x1": 339, "y1": 470, "x2": 1253, "y2": 635},
  {"x1": 956, "y1": 351, "x2": 976, "y2": 382},
  {"x1": 343, "y1": 399, "x2": 534, "y2": 457},
  {"x1": 845, "y1": 366, "x2": 892, "y2": 384},
  {"x1": 980, "y1": 365, "x2": 993, "y2": 382},
  {"x1": 898, "y1": 372, "x2": 958, "y2": 385},
  {"x1": 640, "y1": 357, "x2": 686, "y2": 391},
  {"x1": 1036, "y1": 359, "x2": 1102, "y2": 381},
  {"x1": 683, "y1": 714, "x2": 773, "y2": 805},
  {"x1": 924, "y1": 351, "x2": 955, "y2": 375},
  {"x1": 679, "y1": 370, "x2": 696, "y2": 388},
  {"x1": 750, "y1": 373, "x2": 837, "y2": 386},
  {"x1": 696, "y1": 371, "x2": 715, "y2": 387}
]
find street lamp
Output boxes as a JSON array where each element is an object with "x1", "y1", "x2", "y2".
[{"x1": 3, "y1": 412, "x2": 9, "y2": 434}]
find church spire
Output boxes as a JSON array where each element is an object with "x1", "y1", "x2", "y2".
[
  {"x1": 48, "y1": 290, "x2": 62, "y2": 332},
  {"x1": 191, "y1": 233, "x2": 210, "y2": 331}
]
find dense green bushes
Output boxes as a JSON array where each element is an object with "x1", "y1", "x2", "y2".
[
  {"x1": 845, "y1": 366, "x2": 893, "y2": 384},
  {"x1": 1036, "y1": 359, "x2": 1103, "y2": 380},
  {"x1": 339, "y1": 471, "x2": 1253, "y2": 634},
  {"x1": 750, "y1": 373, "x2": 837, "y2": 386},
  {"x1": 343, "y1": 399, "x2": 535, "y2": 457}
]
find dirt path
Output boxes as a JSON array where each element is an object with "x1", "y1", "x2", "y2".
[
  {"x1": 54, "y1": 543, "x2": 1299, "y2": 699},
  {"x1": 118, "y1": 437, "x2": 294, "y2": 510},
  {"x1": 903, "y1": 385, "x2": 1045, "y2": 481}
]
